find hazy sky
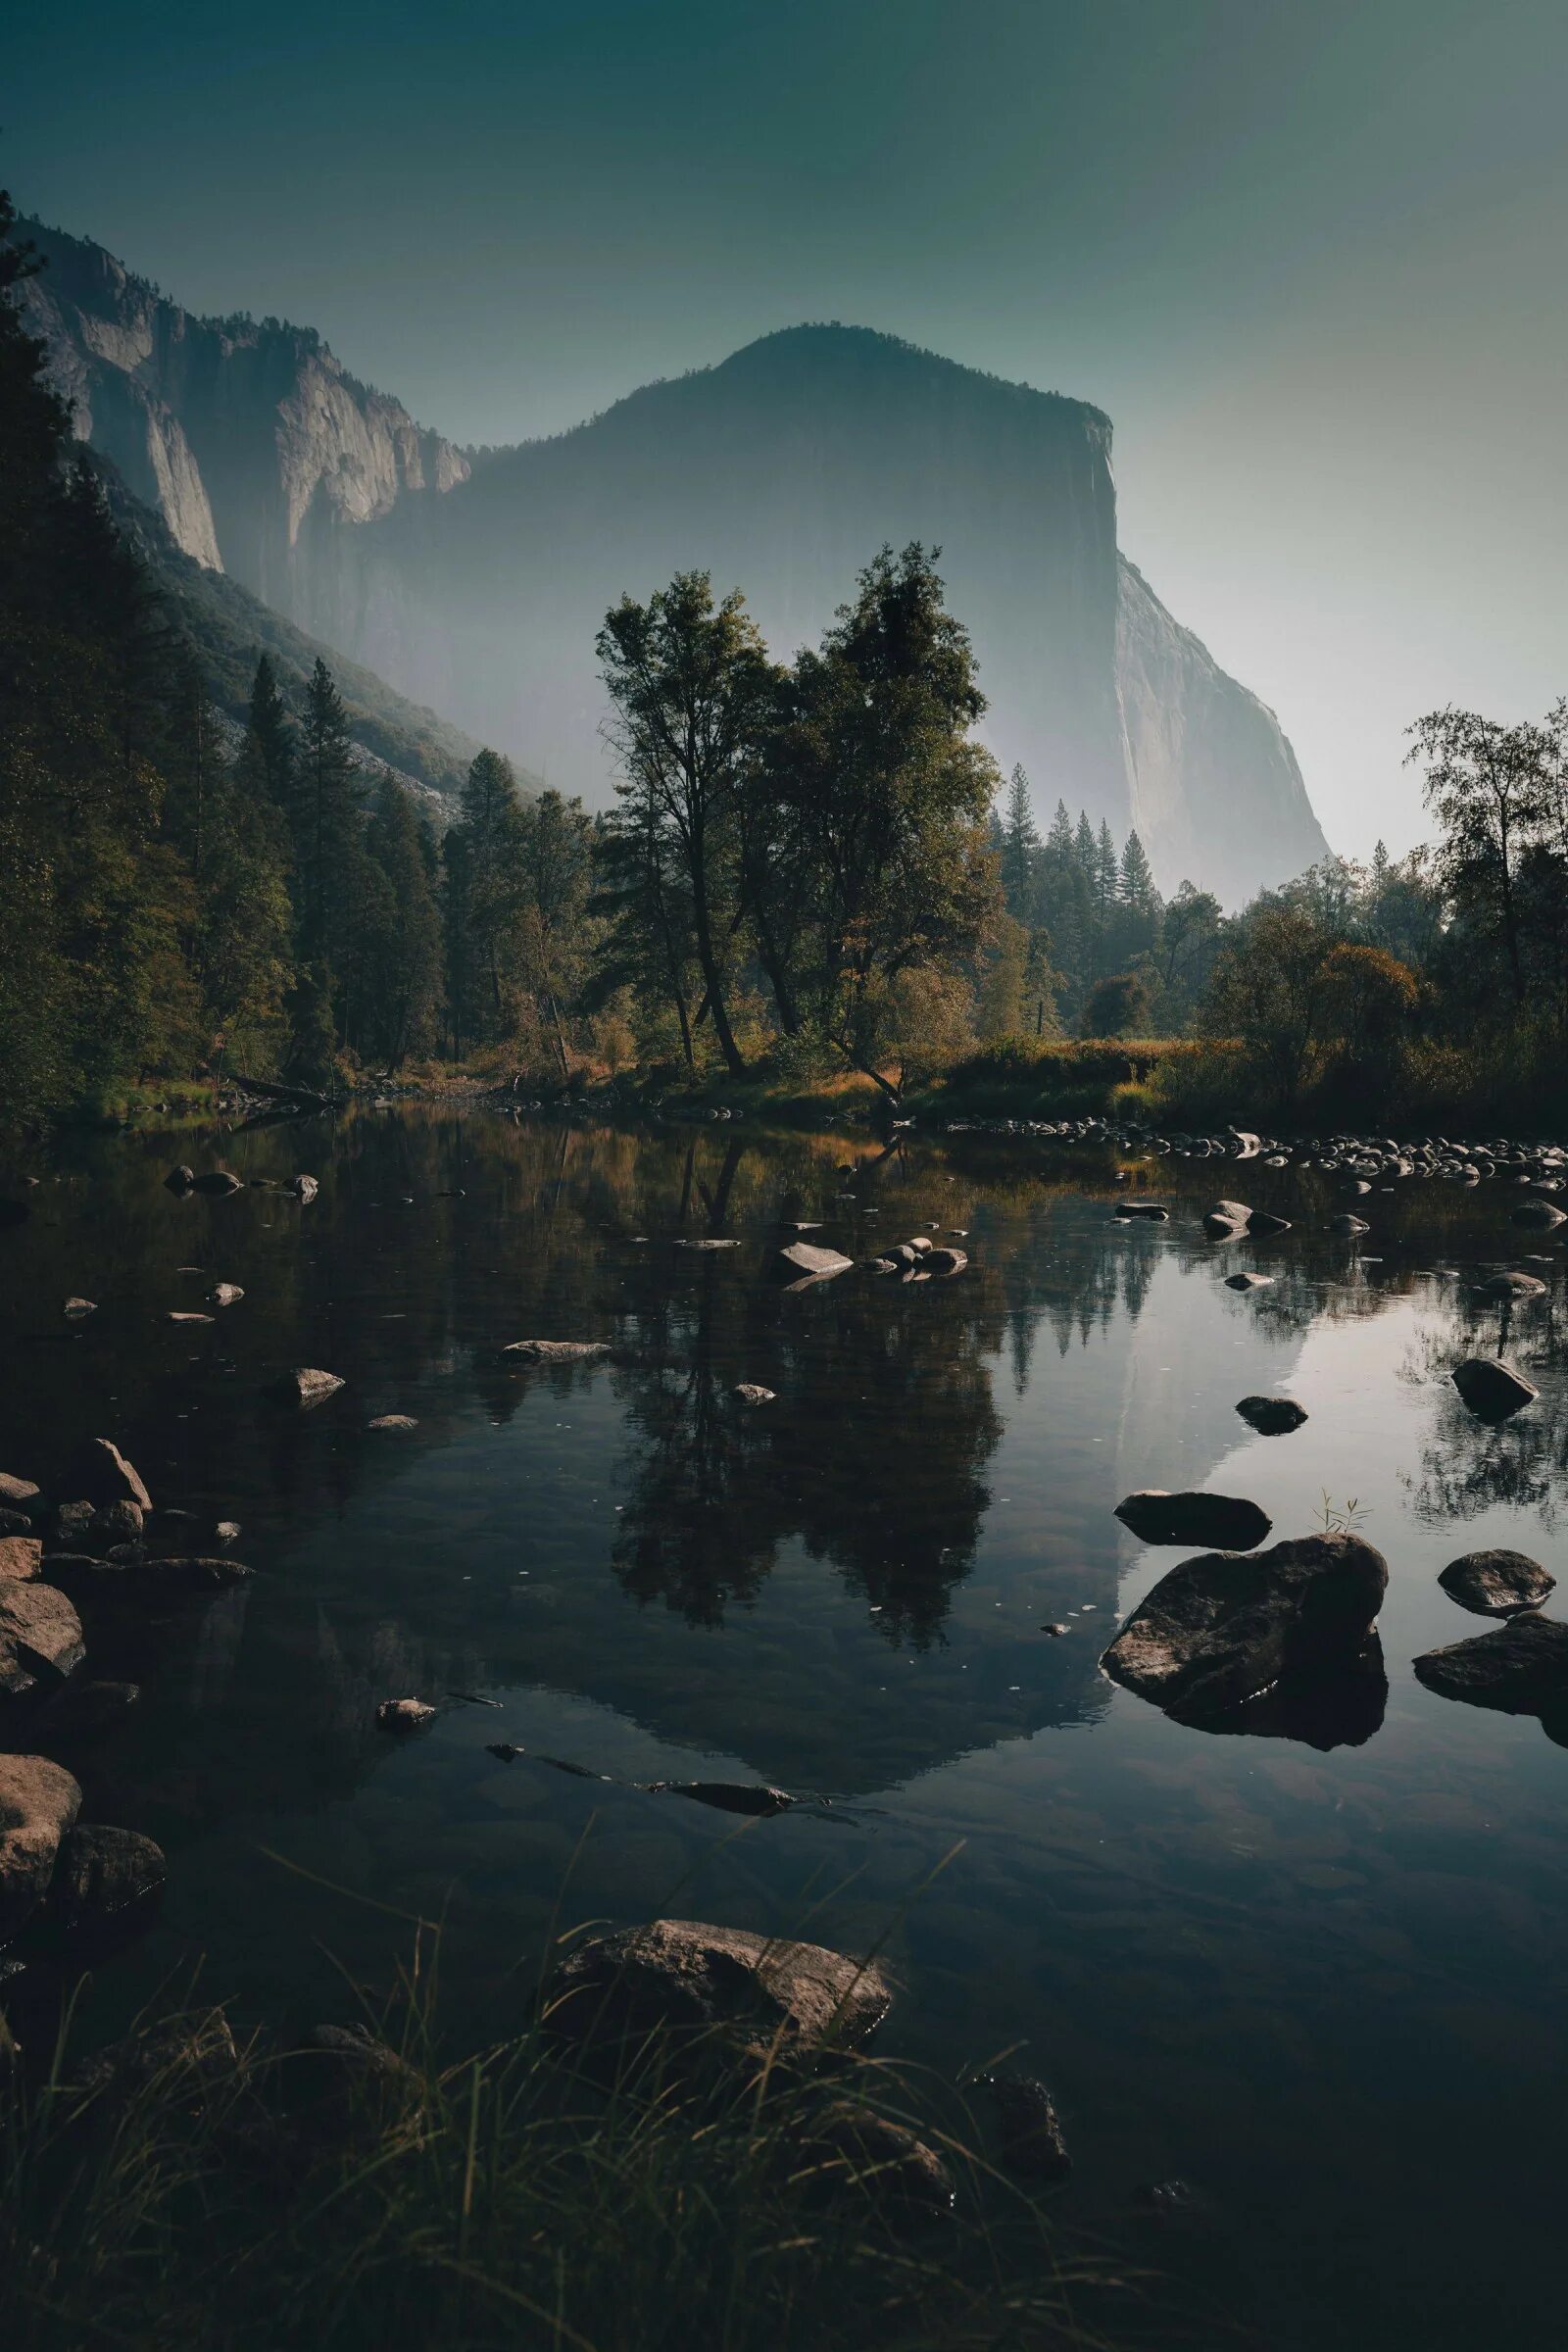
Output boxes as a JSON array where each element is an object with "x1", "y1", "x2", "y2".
[{"x1": 11, "y1": 0, "x2": 1566, "y2": 857}]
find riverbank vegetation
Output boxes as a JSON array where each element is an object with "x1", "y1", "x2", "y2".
[{"x1": 4, "y1": 191, "x2": 1566, "y2": 1141}]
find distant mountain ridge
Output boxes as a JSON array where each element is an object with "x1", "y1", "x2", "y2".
[{"x1": 23, "y1": 217, "x2": 1330, "y2": 901}]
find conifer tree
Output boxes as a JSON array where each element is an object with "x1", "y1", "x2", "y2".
[
  {"x1": 296, "y1": 657, "x2": 362, "y2": 972},
  {"x1": 1000, "y1": 763, "x2": 1039, "y2": 920}
]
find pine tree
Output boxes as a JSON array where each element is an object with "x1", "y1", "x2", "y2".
[
  {"x1": 1120, "y1": 829, "x2": 1159, "y2": 917},
  {"x1": 1097, "y1": 818, "x2": 1119, "y2": 913},
  {"x1": 296, "y1": 657, "x2": 362, "y2": 974},
  {"x1": 239, "y1": 654, "x2": 294, "y2": 808},
  {"x1": 360, "y1": 777, "x2": 442, "y2": 1069},
  {"x1": 454, "y1": 748, "x2": 528, "y2": 1043},
  {"x1": 1001, "y1": 763, "x2": 1039, "y2": 920}
]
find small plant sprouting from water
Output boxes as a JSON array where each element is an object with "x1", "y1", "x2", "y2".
[{"x1": 1314, "y1": 1491, "x2": 1371, "y2": 1536}]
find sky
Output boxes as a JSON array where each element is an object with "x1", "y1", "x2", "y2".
[{"x1": 10, "y1": 0, "x2": 1566, "y2": 858}]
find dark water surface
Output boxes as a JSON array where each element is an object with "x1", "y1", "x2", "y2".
[{"x1": 4, "y1": 1109, "x2": 1567, "y2": 2348}]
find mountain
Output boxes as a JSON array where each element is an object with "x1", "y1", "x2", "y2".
[
  {"x1": 105, "y1": 466, "x2": 488, "y2": 807},
  {"x1": 23, "y1": 219, "x2": 1329, "y2": 902}
]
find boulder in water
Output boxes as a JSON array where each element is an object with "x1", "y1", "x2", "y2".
[
  {"x1": 1101, "y1": 1532, "x2": 1388, "y2": 1723},
  {"x1": 771, "y1": 1241, "x2": 855, "y2": 1283},
  {"x1": 1236, "y1": 1396, "x2": 1307, "y2": 1435},
  {"x1": 1414, "y1": 1613, "x2": 1568, "y2": 1717},
  {"x1": 0, "y1": 1582, "x2": 86, "y2": 1693},
  {"x1": 62, "y1": 1438, "x2": 152, "y2": 1511},
  {"x1": 0, "y1": 1754, "x2": 81, "y2": 1941},
  {"x1": 1439, "y1": 1549, "x2": 1555, "y2": 1617},
  {"x1": 543, "y1": 1918, "x2": 891, "y2": 2060},
  {"x1": 1114, "y1": 1491, "x2": 1272, "y2": 1550},
  {"x1": 498, "y1": 1339, "x2": 611, "y2": 1364},
  {"x1": 267, "y1": 1367, "x2": 345, "y2": 1407},
  {"x1": 1450, "y1": 1357, "x2": 1538, "y2": 1420},
  {"x1": 51, "y1": 1824, "x2": 167, "y2": 1929}
]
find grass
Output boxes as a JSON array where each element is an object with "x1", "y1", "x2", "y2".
[{"x1": 0, "y1": 1923, "x2": 1113, "y2": 2352}]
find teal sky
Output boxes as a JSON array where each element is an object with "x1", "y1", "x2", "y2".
[{"x1": 11, "y1": 0, "x2": 1566, "y2": 858}]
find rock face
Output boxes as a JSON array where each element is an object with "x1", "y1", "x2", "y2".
[
  {"x1": 1439, "y1": 1550, "x2": 1555, "y2": 1617},
  {"x1": 24, "y1": 222, "x2": 1327, "y2": 903},
  {"x1": 1414, "y1": 1614, "x2": 1568, "y2": 1716},
  {"x1": 1114, "y1": 1491, "x2": 1272, "y2": 1550},
  {"x1": 1101, "y1": 1533, "x2": 1389, "y2": 1722},
  {"x1": 544, "y1": 1919, "x2": 892, "y2": 2059},
  {"x1": 0, "y1": 1755, "x2": 82, "y2": 1940}
]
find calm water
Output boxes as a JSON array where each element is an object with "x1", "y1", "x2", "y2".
[{"x1": 4, "y1": 1109, "x2": 1567, "y2": 2347}]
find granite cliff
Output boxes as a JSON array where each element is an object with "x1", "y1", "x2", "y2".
[{"x1": 24, "y1": 220, "x2": 1329, "y2": 898}]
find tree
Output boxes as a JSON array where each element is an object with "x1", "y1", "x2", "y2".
[
  {"x1": 770, "y1": 545, "x2": 1002, "y2": 1097},
  {"x1": 1318, "y1": 943, "x2": 1418, "y2": 1079},
  {"x1": 296, "y1": 657, "x2": 363, "y2": 974},
  {"x1": 1406, "y1": 706, "x2": 1561, "y2": 1004},
  {"x1": 360, "y1": 777, "x2": 442, "y2": 1069},
  {"x1": 515, "y1": 789, "x2": 595, "y2": 1079},
  {"x1": 1000, "y1": 764, "x2": 1039, "y2": 920},
  {"x1": 238, "y1": 653, "x2": 295, "y2": 809},
  {"x1": 1082, "y1": 971, "x2": 1152, "y2": 1038},
  {"x1": 975, "y1": 912, "x2": 1028, "y2": 1038},
  {"x1": 452, "y1": 747, "x2": 528, "y2": 1045},
  {"x1": 1204, "y1": 905, "x2": 1334, "y2": 1103},
  {"x1": 598, "y1": 573, "x2": 776, "y2": 1077}
]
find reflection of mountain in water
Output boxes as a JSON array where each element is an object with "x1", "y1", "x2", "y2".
[{"x1": 0, "y1": 1113, "x2": 1401, "y2": 1836}]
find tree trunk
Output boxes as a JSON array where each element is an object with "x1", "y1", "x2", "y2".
[{"x1": 689, "y1": 839, "x2": 745, "y2": 1076}]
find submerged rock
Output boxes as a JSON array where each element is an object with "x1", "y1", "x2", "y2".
[
  {"x1": 290, "y1": 1174, "x2": 319, "y2": 1204},
  {"x1": 1247, "y1": 1209, "x2": 1293, "y2": 1235},
  {"x1": 267, "y1": 1367, "x2": 345, "y2": 1406},
  {"x1": 375, "y1": 1697, "x2": 435, "y2": 1733},
  {"x1": 0, "y1": 1754, "x2": 81, "y2": 1941},
  {"x1": 1512, "y1": 1199, "x2": 1566, "y2": 1227},
  {"x1": 1114, "y1": 1491, "x2": 1272, "y2": 1550},
  {"x1": 1474, "y1": 1272, "x2": 1546, "y2": 1300},
  {"x1": 367, "y1": 1414, "x2": 419, "y2": 1432},
  {"x1": 544, "y1": 1919, "x2": 892, "y2": 2059},
  {"x1": 51, "y1": 1824, "x2": 167, "y2": 1929},
  {"x1": 498, "y1": 1339, "x2": 611, "y2": 1364},
  {"x1": 1114, "y1": 1201, "x2": 1169, "y2": 1220},
  {"x1": 1450, "y1": 1357, "x2": 1538, "y2": 1420},
  {"x1": 1328, "y1": 1213, "x2": 1370, "y2": 1236},
  {"x1": 210, "y1": 1283, "x2": 245, "y2": 1308},
  {"x1": 164, "y1": 1164, "x2": 195, "y2": 1194},
  {"x1": 190, "y1": 1170, "x2": 243, "y2": 1197},
  {"x1": 1101, "y1": 1533, "x2": 1388, "y2": 1724},
  {"x1": 771, "y1": 1241, "x2": 855, "y2": 1283},
  {"x1": 923, "y1": 1247, "x2": 968, "y2": 1275},
  {"x1": 806, "y1": 2102, "x2": 954, "y2": 2216},
  {"x1": 731, "y1": 1384, "x2": 776, "y2": 1405},
  {"x1": 63, "y1": 1297, "x2": 97, "y2": 1318},
  {"x1": 1225, "y1": 1272, "x2": 1273, "y2": 1291},
  {"x1": 1236, "y1": 1396, "x2": 1308, "y2": 1435},
  {"x1": 652, "y1": 1781, "x2": 796, "y2": 1817},
  {"x1": 1414, "y1": 1613, "x2": 1568, "y2": 1717},
  {"x1": 1439, "y1": 1549, "x2": 1555, "y2": 1617},
  {"x1": 977, "y1": 2072, "x2": 1072, "y2": 2180}
]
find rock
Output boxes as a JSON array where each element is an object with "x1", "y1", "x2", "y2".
[
  {"x1": 376, "y1": 1697, "x2": 435, "y2": 1733},
  {"x1": 543, "y1": 1919, "x2": 892, "y2": 2060},
  {"x1": 1512, "y1": 1200, "x2": 1566, "y2": 1227},
  {"x1": 139, "y1": 1556, "x2": 254, "y2": 1590},
  {"x1": 301, "y1": 2023, "x2": 424, "y2": 2133},
  {"x1": 367, "y1": 1414, "x2": 418, "y2": 1431},
  {"x1": 76, "y1": 2008, "x2": 238, "y2": 2106},
  {"x1": 1235, "y1": 1396, "x2": 1308, "y2": 1435},
  {"x1": 1202, "y1": 1201, "x2": 1249, "y2": 1238},
  {"x1": 1041, "y1": 1622, "x2": 1070, "y2": 1637},
  {"x1": 1414, "y1": 1613, "x2": 1568, "y2": 1717},
  {"x1": 290, "y1": 1174, "x2": 319, "y2": 1203},
  {"x1": 0, "y1": 1755, "x2": 81, "y2": 1940},
  {"x1": 1101, "y1": 1533, "x2": 1389, "y2": 1723},
  {"x1": 1475, "y1": 1272, "x2": 1546, "y2": 1299},
  {"x1": 1328, "y1": 1214, "x2": 1370, "y2": 1236},
  {"x1": 164, "y1": 1164, "x2": 195, "y2": 1194},
  {"x1": 267, "y1": 1367, "x2": 345, "y2": 1406},
  {"x1": 731, "y1": 1384, "x2": 776, "y2": 1406},
  {"x1": 653, "y1": 1782, "x2": 795, "y2": 1817},
  {"x1": 0, "y1": 1475, "x2": 39, "y2": 1509},
  {"x1": 165, "y1": 1310, "x2": 215, "y2": 1325},
  {"x1": 806, "y1": 2103, "x2": 954, "y2": 2216},
  {"x1": 0, "y1": 1537, "x2": 42, "y2": 1581},
  {"x1": 676, "y1": 1237, "x2": 740, "y2": 1251},
  {"x1": 1224, "y1": 1272, "x2": 1273, "y2": 1291},
  {"x1": 923, "y1": 1247, "x2": 968, "y2": 1275},
  {"x1": 498, "y1": 1340, "x2": 611, "y2": 1364},
  {"x1": 0, "y1": 1509, "x2": 31, "y2": 1537},
  {"x1": 1438, "y1": 1550, "x2": 1556, "y2": 1618},
  {"x1": 96, "y1": 1500, "x2": 144, "y2": 1542},
  {"x1": 63, "y1": 1297, "x2": 97, "y2": 1318},
  {"x1": 771, "y1": 1242, "x2": 855, "y2": 1283},
  {"x1": 40, "y1": 1679, "x2": 140, "y2": 1738},
  {"x1": 190, "y1": 1170, "x2": 244, "y2": 1197},
  {"x1": 1114, "y1": 1202, "x2": 1169, "y2": 1220},
  {"x1": 1450, "y1": 1357, "x2": 1538, "y2": 1420},
  {"x1": 0, "y1": 1584, "x2": 86, "y2": 1692},
  {"x1": 214, "y1": 1520, "x2": 241, "y2": 1541},
  {"x1": 1113, "y1": 1491, "x2": 1272, "y2": 1550},
  {"x1": 1247, "y1": 1210, "x2": 1293, "y2": 1235},
  {"x1": 977, "y1": 2073, "x2": 1072, "y2": 2180},
  {"x1": 210, "y1": 1283, "x2": 245, "y2": 1307},
  {"x1": 51, "y1": 1825, "x2": 167, "y2": 1929},
  {"x1": 53, "y1": 1499, "x2": 97, "y2": 1544},
  {"x1": 62, "y1": 1439, "x2": 153, "y2": 1511},
  {"x1": 865, "y1": 1256, "x2": 899, "y2": 1273}
]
